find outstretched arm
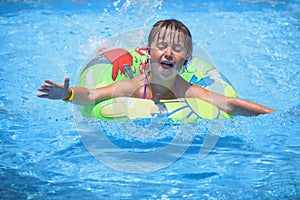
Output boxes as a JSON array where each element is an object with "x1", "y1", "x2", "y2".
[
  {"x1": 187, "y1": 85, "x2": 275, "y2": 116},
  {"x1": 37, "y1": 77, "x2": 138, "y2": 105},
  {"x1": 224, "y1": 97, "x2": 275, "y2": 116}
]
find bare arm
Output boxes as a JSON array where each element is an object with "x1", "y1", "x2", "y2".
[
  {"x1": 37, "y1": 77, "x2": 138, "y2": 105},
  {"x1": 225, "y1": 97, "x2": 275, "y2": 116},
  {"x1": 187, "y1": 85, "x2": 275, "y2": 116}
]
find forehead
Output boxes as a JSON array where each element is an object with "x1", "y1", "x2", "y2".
[{"x1": 151, "y1": 27, "x2": 187, "y2": 44}]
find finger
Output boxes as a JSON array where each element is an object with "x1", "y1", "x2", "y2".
[
  {"x1": 44, "y1": 79, "x2": 56, "y2": 86},
  {"x1": 64, "y1": 77, "x2": 70, "y2": 89},
  {"x1": 38, "y1": 88, "x2": 49, "y2": 93},
  {"x1": 37, "y1": 93, "x2": 48, "y2": 98},
  {"x1": 40, "y1": 84, "x2": 52, "y2": 89}
]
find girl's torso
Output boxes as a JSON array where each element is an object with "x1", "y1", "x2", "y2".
[{"x1": 130, "y1": 74, "x2": 193, "y2": 100}]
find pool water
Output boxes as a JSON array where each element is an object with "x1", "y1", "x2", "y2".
[{"x1": 1, "y1": 0, "x2": 300, "y2": 199}]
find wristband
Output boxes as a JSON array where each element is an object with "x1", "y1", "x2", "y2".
[{"x1": 63, "y1": 87, "x2": 74, "y2": 102}]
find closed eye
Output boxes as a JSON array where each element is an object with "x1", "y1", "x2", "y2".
[
  {"x1": 157, "y1": 42, "x2": 168, "y2": 50},
  {"x1": 173, "y1": 44, "x2": 184, "y2": 53},
  {"x1": 156, "y1": 42, "x2": 185, "y2": 53}
]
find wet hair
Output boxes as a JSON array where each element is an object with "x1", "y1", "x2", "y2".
[{"x1": 148, "y1": 19, "x2": 193, "y2": 62}]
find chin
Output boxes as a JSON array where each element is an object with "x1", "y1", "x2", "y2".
[{"x1": 158, "y1": 67, "x2": 177, "y2": 79}]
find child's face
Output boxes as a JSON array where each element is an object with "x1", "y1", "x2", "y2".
[{"x1": 149, "y1": 28, "x2": 189, "y2": 80}]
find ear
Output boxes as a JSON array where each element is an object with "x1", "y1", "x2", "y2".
[
  {"x1": 147, "y1": 49, "x2": 151, "y2": 60},
  {"x1": 184, "y1": 60, "x2": 188, "y2": 66},
  {"x1": 147, "y1": 47, "x2": 151, "y2": 55}
]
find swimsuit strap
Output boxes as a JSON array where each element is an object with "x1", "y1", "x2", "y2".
[{"x1": 142, "y1": 73, "x2": 149, "y2": 99}]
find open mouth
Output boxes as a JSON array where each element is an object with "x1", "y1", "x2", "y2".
[{"x1": 160, "y1": 61, "x2": 173, "y2": 70}]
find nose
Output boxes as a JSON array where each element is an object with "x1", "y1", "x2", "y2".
[
  {"x1": 164, "y1": 54, "x2": 173, "y2": 61},
  {"x1": 163, "y1": 47, "x2": 174, "y2": 61}
]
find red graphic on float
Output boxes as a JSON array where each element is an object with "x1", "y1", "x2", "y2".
[
  {"x1": 99, "y1": 47, "x2": 149, "y2": 80},
  {"x1": 103, "y1": 48, "x2": 133, "y2": 81}
]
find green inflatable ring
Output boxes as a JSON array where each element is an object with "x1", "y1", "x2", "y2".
[{"x1": 78, "y1": 47, "x2": 237, "y2": 123}]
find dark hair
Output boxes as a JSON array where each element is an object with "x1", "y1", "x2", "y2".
[{"x1": 148, "y1": 19, "x2": 193, "y2": 61}]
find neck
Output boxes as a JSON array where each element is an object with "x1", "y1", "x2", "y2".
[{"x1": 148, "y1": 74, "x2": 177, "y2": 99}]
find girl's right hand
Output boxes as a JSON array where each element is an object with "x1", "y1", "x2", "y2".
[{"x1": 37, "y1": 77, "x2": 71, "y2": 100}]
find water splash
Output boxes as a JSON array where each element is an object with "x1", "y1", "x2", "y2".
[{"x1": 103, "y1": 0, "x2": 163, "y2": 27}]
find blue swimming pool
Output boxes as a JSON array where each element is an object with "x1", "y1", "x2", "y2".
[{"x1": 1, "y1": 0, "x2": 299, "y2": 199}]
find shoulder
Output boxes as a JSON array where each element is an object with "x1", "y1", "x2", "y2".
[
  {"x1": 121, "y1": 74, "x2": 146, "y2": 88},
  {"x1": 185, "y1": 83, "x2": 208, "y2": 98},
  {"x1": 114, "y1": 74, "x2": 146, "y2": 97},
  {"x1": 131, "y1": 74, "x2": 147, "y2": 98}
]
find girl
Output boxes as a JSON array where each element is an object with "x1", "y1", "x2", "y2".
[{"x1": 37, "y1": 19, "x2": 274, "y2": 116}]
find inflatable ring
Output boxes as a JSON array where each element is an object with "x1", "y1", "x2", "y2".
[{"x1": 78, "y1": 47, "x2": 237, "y2": 124}]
